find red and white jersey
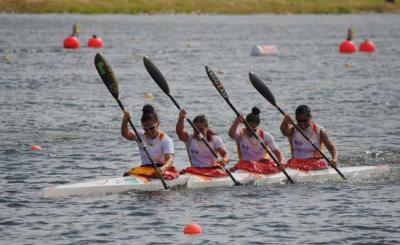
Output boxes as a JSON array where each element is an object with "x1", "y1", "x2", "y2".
[
  {"x1": 232, "y1": 127, "x2": 279, "y2": 161},
  {"x1": 138, "y1": 131, "x2": 174, "y2": 166},
  {"x1": 185, "y1": 134, "x2": 224, "y2": 168},
  {"x1": 289, "y1": 122, "x2": 323, "y2": 159}
]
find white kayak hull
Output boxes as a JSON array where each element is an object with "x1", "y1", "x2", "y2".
[
  {"x1": 185, "y1": 172, "x2": 255, "y2": 189},
  {"x1": 43, "y1": 175, "x2": 188, "y2": 198},
  {"x1": 295, "y1": 164, "x2": 390, "y2": 182},
  {"x1": 242, "y1": 169, "x2": 299, "y2": 185},
  {"x1": 42, "y1": 165, "x2": 390, "y2": 198},
  {"x1": 237, "y1": 164, "x2": 390, "y2": 185}
]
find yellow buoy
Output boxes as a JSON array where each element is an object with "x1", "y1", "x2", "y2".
[
  {"x1": 144, "y1": 92, "x2": 154, "y2": 100},
  {"x1": 3, "y1": 55, "x2": 10, "y2": 62}
]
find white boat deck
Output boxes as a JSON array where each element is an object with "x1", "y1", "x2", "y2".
[{"x1": 42, "y1": 164, "x2": 390, "y2": 198}]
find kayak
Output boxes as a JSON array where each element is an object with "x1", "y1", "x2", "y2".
[
  {"x1": 42, "y1": 172, "x2": 253, "y2": 198},
  {"x1": 237, "y1": 164, "x2": 390, "y2": 185},
  {"x1": 185, "y1": 172, "x2": 255, "y2": 189},
  {"x1": 294, "y1": 164, "x2": 390, "y2": 182},
  {"x1": 43, "y1": 175, "x2": 188, "y2": 198},
  {"x1": 42, "y1": 164, "x2": 390, "y2": 198}
]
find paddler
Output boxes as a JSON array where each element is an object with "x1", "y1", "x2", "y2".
[
  {"x1": 229, "y1": 107, "x2": 285, "y2": 174},
  {"x1": 121, "y1": 104, "x2": 178, "y2": 179},
  {"x1": 176, "y1": 109, "x2": 230, "y2": 177},
  {"x1": 280, "y1": 105, "x2": 338, "y2": 171}
]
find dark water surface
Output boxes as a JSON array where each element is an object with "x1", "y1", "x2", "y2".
[{"x1": 1, "y1": 14, "x2": 399, "y2": 244}]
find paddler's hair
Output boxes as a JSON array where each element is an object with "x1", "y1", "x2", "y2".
[
  {"x1": 193, "y1": 114, "x2": 216, "y2": 141},
  {"x1": 246, "y1": 107, "x2": 261, "y2": 125},
  {"x1": 295, "y1": 105, "x2": 312, "y2": 118},
  {"x1": 141, "y1": 104, "x2": 159, "y2": 123}
]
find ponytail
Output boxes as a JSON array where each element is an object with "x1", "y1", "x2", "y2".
[
  {"x1": 246, "y1": 107, "x2": 261, "y2": 125},
  {"x1": 141, "y1": 104, "x2": 159, "y2": 123}
]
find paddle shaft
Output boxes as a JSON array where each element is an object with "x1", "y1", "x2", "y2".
[
  {"x1": 167, "y1": 94, "x2": 241, "y2": 185},
  {"x1": 275, "y1": 105, "x2": 346, "y2": 180},
  {"x1": 142, "y1": 56, "x2": 240, "y2": 185},
  {"x1": 225, "y1": 99, "x2": 295, "y2": 183},
  {"x1": 95, "y1": 53, "x2": 169, "y2": 189},
  {"x1": 248, "y1": 71, "x2": 345, "y2": 180},
  {"x1": 117, "y1": 99, "x2": 169, "y2": 189},
  {"x1": 205, "y1": 65, "x2": 294, "y2": 183}
]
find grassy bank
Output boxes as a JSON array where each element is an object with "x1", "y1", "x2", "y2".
[{"x1": 1, "y1": 0, "x2": 399, "y2": 14}]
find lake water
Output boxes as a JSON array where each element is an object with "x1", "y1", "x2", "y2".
[{"x1": 1, "y1": 14, "x2": 400, "y2": 244}]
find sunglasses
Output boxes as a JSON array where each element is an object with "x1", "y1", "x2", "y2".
[
  {"x1": 297, "y1": 118, "x2": 310, "y2": 124},
  {"x1": 143, "y1": 124, "x2": 157, "y2": 131},
  {"x1": 194, "y1": 128, "x2": 206, "y2": 134},
  {"x1": 245, "y1": 124, "x2": 259, "y2": 131}
]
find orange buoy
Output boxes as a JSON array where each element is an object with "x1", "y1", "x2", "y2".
[
  {"x1": 31, "y1": 144, "x2": 42, "y2": 151},
  {"x1": 183, "y1": 223, "x2": 202, "y2": 235},
  {"x1": 359, "y1": 39, "x2": 375, "y2": 53},
  {"x1": 339, "y1": 40, "x2": 357, "y2": 53},
  {"x1": 87, "y1": 35, "x2": 104, "y2": 48},
  {"x1": 63, "y1": 36, "x2": 80, "y2": 49}
]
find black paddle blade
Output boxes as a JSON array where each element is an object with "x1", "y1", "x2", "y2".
[
  {"x1": 205, "y1": 64, "x2": 229, "y2": 101},
  {"x1": 143, "y1": 56, "x2": 170, "y2": 95},
  {"x1": 249, "y1": 71, "x2": 277, "y2": 107},
  {"x1": 94, "y1": 53, "x2": 119, "y2": 100}
]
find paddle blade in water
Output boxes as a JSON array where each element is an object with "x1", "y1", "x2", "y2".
[
  {"x1": 205, "y1": 64, "x2": 229, "y2": 101},
  {"x1": 94, "y1": 53, "x2": 119, "y2": 100},
  {"x1": 143, "y1": 56, "x2": 170, "y2": 95},
  {"x1": 249, "y1": 71, "x2": 276, "y2": 107}
]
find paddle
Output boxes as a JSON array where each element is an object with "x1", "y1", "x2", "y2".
[
  {"x1": 143, "y1": 56, "x2": 242, "y2": 186},
  {"x1": 205, "y1": 65, "x2": 294, "y2": 184},
  {"x1": 249, "y1": 71, "x2": 346, "y2": 180},
  {"x1": 94, "y1": 53, "x2": 169, "y2": 190}
]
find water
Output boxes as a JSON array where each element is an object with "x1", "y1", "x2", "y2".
[{"x1": 1, "y1": 14, "x2": 399, "y2": 244}]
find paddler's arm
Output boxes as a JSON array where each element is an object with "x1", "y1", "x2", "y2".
[
  {"x1": 159, "y1": 153, "x2": 174, "y2": 173},
  {"x1": 272, "y1": 149, "x2": 285, "y2": 166},
  {"x1": 121, "y1": 111, "x2": 137, "y2": 140},
  {"x1": 229, "y1": 114, "x2": 244, "y2": 139},
  {"x1": 176, "y1": 109, "x2": 189, "y2": 141},
  {"x1": 215, "y1": 146, "x2": 230, "y2": 166},
  {"x1": 320, "y1": 129, "x2": 338, "y2": 166},
  {"x1": 280, "y1": 114, "x2": 295, "y2": 137},
  {"x1": 265, "y1": 132, "x2": 285, "y2": 166}
]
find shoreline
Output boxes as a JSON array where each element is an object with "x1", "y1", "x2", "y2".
[{"x1": 1, "y1": 0, "x2": 399, "y2": 15}]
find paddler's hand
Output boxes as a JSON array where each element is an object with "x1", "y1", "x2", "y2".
[
  {"x1": 123, "y1": 111, "x2": 131, "y2": 121},
  {"x1": 212, "y1": 160, "x2": 225, "y2": 167},
  {"x1": 235, "y1": 114, "x2": 245, "y2": 124},
  {"x1": 277, "y1": 163, "x2": 285, "y2": 171},
  {"x1": 157, "y1": 165, "x2": 167, "y2": 175},
  {"x1": 179, "y1": 109, "x2": 187, "y2": 119},
  {"x1": 330, "y1": 158, "x2": 338, "y2": 167},
  {"x1": 283, "y1": 113, "x2": 294, "y2": 124}
]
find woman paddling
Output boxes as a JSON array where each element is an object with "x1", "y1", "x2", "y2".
[
  {"x1": 176, "y1": 109, "x2": 230, "y2": 177},
  {"x1": 121, "y1": 104, "x2": 178, "y2": 179},
  {"x1": 280, "y1": 105, "x2": 338, "y2": 171},
  {"x1": 229, "y1": 107, "x2": 285, "y2": 174}
]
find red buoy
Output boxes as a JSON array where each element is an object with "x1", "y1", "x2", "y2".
[
  {"x1": 87, "y1": 35, "x2": 104, "y2": 48},
  {"x1": 359, "y1": 39, "x2": 375, "y2": 53},
  {"x1": 31, "y1": 144, "x2": 42, "y2": 151},
  {"x1": 339, "y1": 28, "x2": 356, "y2": 54},
  {"x1": 339, "y1": 40, "x2": 357, "y2": 53},
  {"x1": 63, "y1": 36, "x2": 80, "y2": 49},
  {"x1": 183, "y1": 223, "x2": 202, "y2": 235}
]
